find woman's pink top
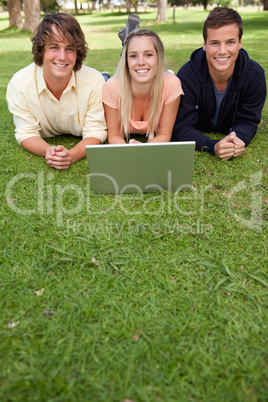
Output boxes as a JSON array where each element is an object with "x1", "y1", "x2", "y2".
[{"x1": 103, "y1": 72, "x2": 184, "y2": 134}]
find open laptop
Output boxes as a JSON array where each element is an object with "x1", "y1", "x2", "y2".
[{"x1": 86, "y1": 142, "x2": 195, "y2": 194}]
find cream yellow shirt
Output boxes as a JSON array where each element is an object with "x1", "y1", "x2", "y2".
[{"x1": 6, "y1": 63, "x2": 107, "y2": 145}]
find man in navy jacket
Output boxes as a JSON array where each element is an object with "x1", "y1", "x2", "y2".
[{"x1": 172, "y1": 7, "x2": 266, "y2": 160}]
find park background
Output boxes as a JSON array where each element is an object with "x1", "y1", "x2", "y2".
[{"x1": 0, "y1": 3, "x2": 267, "y2": 401}]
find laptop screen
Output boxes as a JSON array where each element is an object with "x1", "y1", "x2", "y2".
[{"x1": 86, "y1": 142, "x2": 195, "y2": 194}]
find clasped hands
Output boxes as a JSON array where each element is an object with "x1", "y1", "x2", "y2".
[
  {"x1": 46, "y1": 145, "x2": 72, "y2": 170},
  {"x1": 214, "y1": 132, "x2": 245, "y2": 160}
]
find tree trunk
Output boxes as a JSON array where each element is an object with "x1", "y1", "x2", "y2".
[
  {"x1": 264, "y1": 0, "x2": 268, "y2": 10},
  {"x1": 74, "y1": 0, "x2": 79, "y2": 14},
  {"x1": 91, "y1": 1, "x2": 97, "y2": 11},
  {"x1": 203, "y1": 0, "x2": 208, "y2": 10},
  {"x1": 133, "y1": 0, "x2": 138, "y2": 13},
  {"x1": 86, "y1": 0, "x2": 91, "y2": 12},
  {"x1": 23, "y1": 0, "x2": 40, "y2": 32},
  {"x1": 126, "y1": 0, "x2": 132, "y2": 12},
  {"x1": 156, "y1": 0, "x2": 167, "y2": 22},
  {"x1": 8, "y1": 0, "x2": 23, "y2": 28}
]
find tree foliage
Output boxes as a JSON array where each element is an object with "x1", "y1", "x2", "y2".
[{"x1": 40, "y1": 0, "x2": 60, "y2": 13}]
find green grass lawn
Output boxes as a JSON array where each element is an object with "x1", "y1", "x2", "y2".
[{"x1": 0, "y1": 7, "x2": 267, "y2": 401}]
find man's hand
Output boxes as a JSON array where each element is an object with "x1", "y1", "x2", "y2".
[
  {"x1": 46, "y1": 145, "x2": 72, "y2": 170},
  {"x1": 214, "y1": 132, "x2": 245, "y2": 160},
  {"x1": 232, "y1": 135, "x2": 246, "y2": 158},
  {"x1": 21, "y1": 137, "x2": 101, "y2": 168}
]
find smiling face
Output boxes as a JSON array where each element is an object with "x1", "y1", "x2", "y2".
[
  {"x1": 42, "y1": 25, "x2": 77, "y2": 90},
  {"x1": 127, "y1": 36, "x2": 158, "y2": 86},
  {"x1": 203, "y1": 23, "x2": 242, "y2": 82}
]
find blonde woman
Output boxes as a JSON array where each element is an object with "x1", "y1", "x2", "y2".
[{"x1": 102, "y1": 29, "x2": 183, "y2": 144}]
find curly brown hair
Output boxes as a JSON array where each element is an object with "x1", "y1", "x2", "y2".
[
  {"x1": 203, "y1": 7, "x2": 243, "y2": 43},
  {"x1": 31, "y1": 13, "x2": 88, "y2": 71}
]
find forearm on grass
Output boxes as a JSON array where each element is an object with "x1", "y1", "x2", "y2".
[
  {"x1": 69, "y1": 137, "x2": 102, "y2": 163},
  {"x1": 21, "y1": 137, "x2": 52, "y2": 157}
]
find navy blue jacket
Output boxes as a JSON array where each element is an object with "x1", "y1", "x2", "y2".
[{"x1": 172, "y1": 48, "x2": 266, "y2": 154}]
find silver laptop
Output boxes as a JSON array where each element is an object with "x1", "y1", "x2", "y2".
[{"x1": 86, "y1": 142, "x2": 195, "y2": 194}]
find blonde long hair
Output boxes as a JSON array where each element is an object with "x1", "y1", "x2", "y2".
[{"x1": 114, "y1": 29, "x2": 165, "y2": 141}]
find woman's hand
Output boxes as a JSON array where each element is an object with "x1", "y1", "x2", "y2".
[{"x1": 129, "y1": 139, "x2": 141, "y2": 144}]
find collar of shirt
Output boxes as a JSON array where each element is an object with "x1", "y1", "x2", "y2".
[{"x1": 36, "y1": 65, "x2": 77, "y2": 98}]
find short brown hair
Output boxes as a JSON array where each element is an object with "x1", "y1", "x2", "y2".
[
  {"x1": 203, "y1": 7, "x2": 243, "y2": 42},
  {"x1": 31, "y1": 13, "x2": 88, "y2": 71}
]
